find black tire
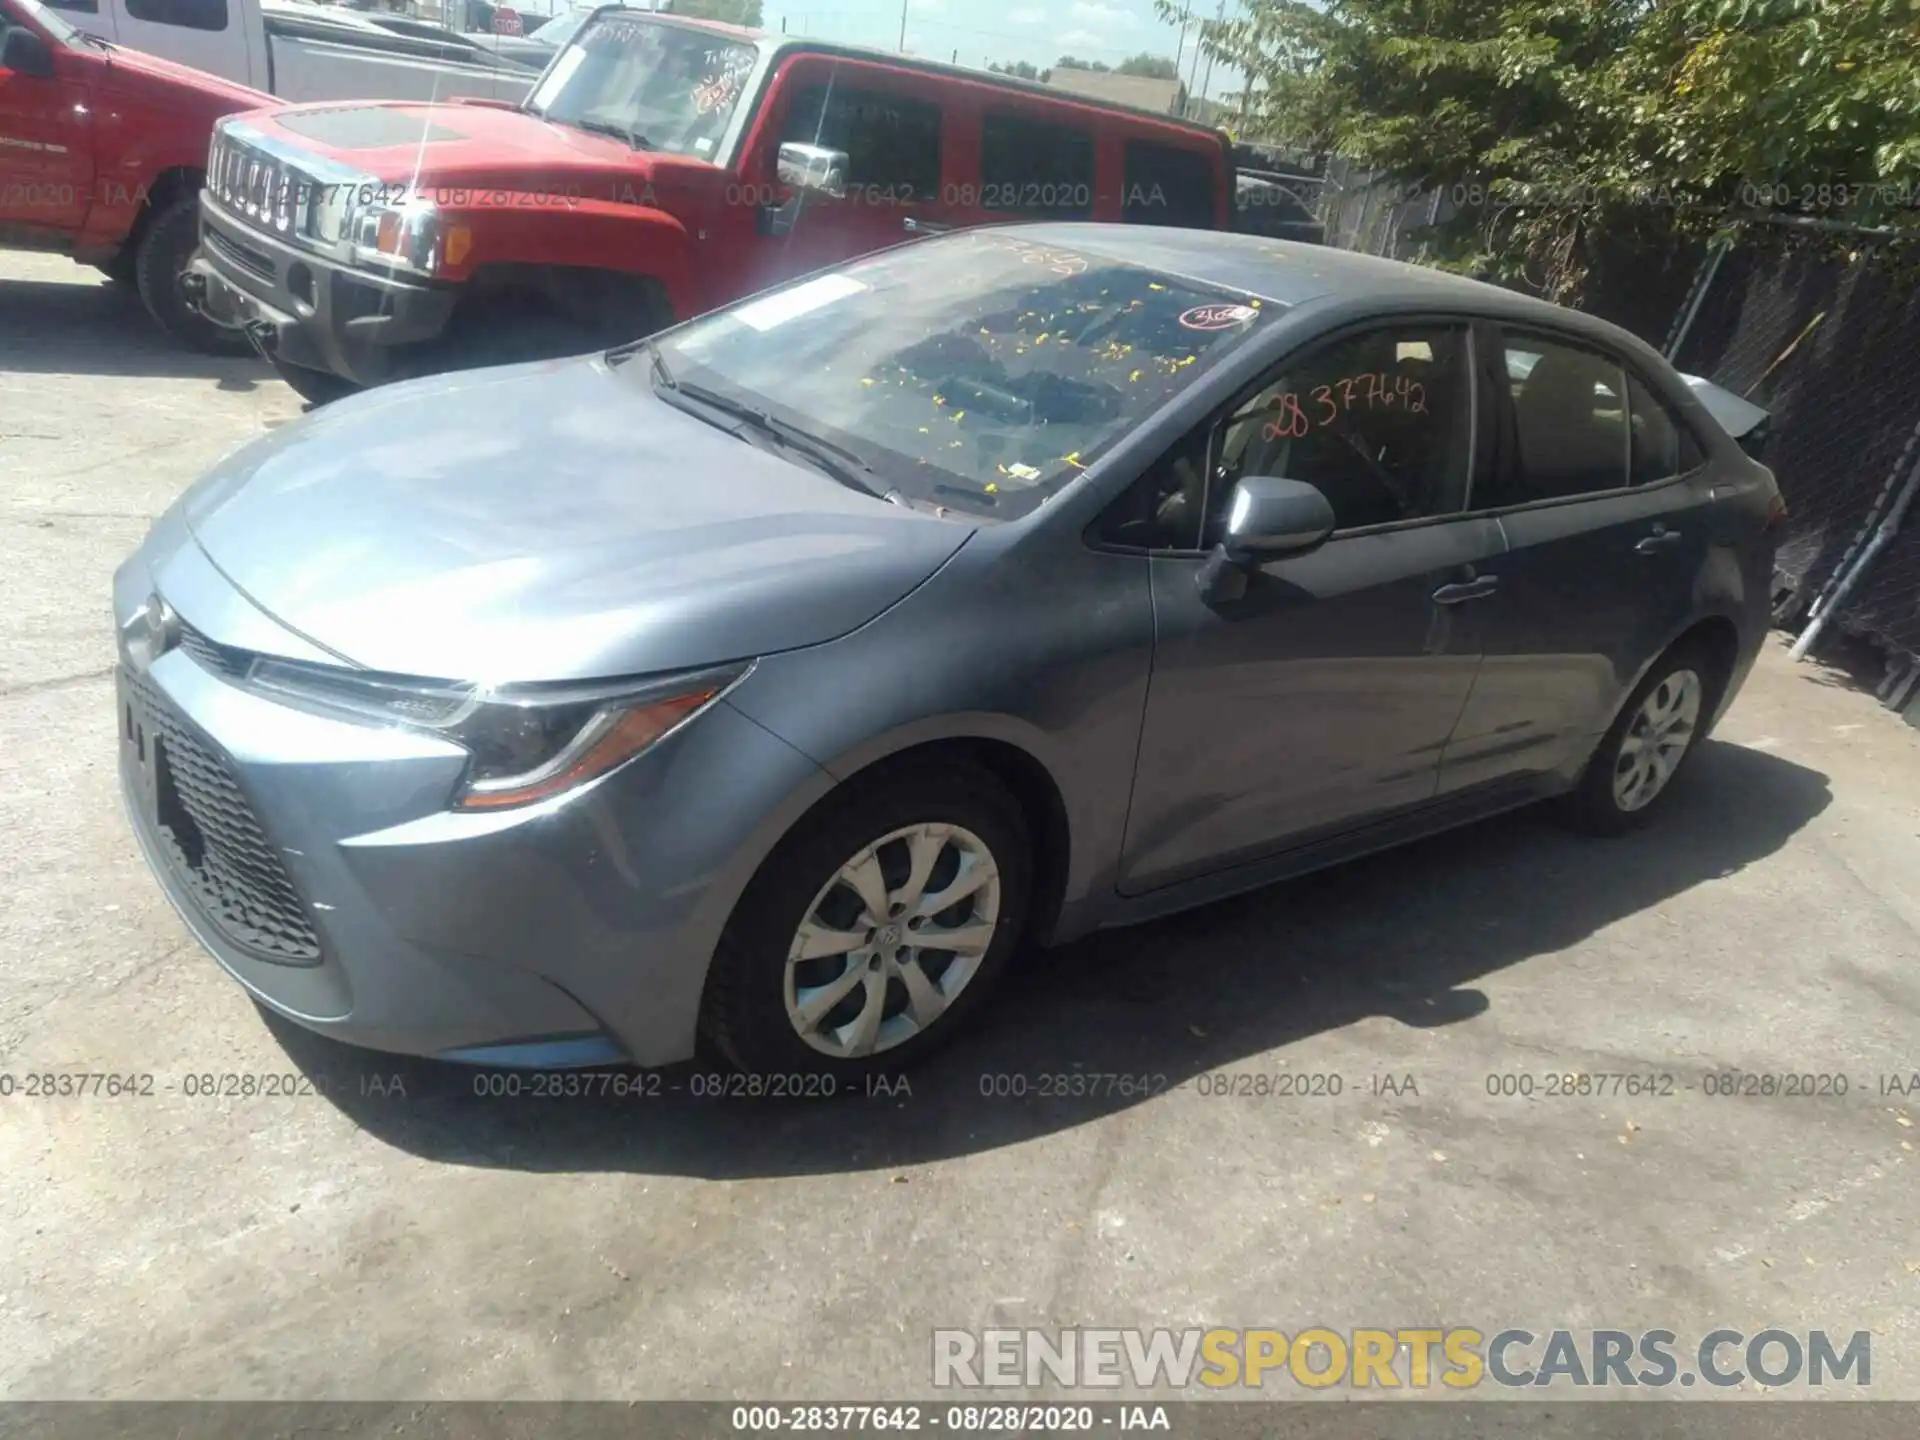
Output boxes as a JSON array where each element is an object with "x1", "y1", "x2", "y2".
[
  {"x1": 269, "y1": 355, "x2": 359, "y2": 407},
  {"x1": 94, "y1": 250, "x2": 137, "y2": 286},
  {"x1": 435, "y1": 306, "x2": 605, "y2": 374},
  {"x1": 430, "y1": 279, "x2": 671, "y2": 376},
  {"x1": 134, "y1": 197, "x2": 251, "y2": 355},
  {"x1": 1559, "y1": 641, "x2": 1722, "y2": 836},
  {"x1": 702, "y1": 762, "x2": 1033, "y2": 1079}
]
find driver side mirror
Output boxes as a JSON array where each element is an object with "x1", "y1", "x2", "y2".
[
  {"x1": 776, "y1": 142, "x2": 848, "y2": 200},
  {"x1": 1197, "y1": 476, "x2": 1337, "y2": 602},
  {"x1": 1223, "y1": 476, "x2": 1337, "y2": 556},
  {"x1": 2, "y1": 27, "x2": 57, "y2": 80}
]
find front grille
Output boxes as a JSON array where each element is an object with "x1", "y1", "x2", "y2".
[
  {"x1": 205, "y1": 226, "x2": 275, "y2": 284},
  {"x1": 207, "y1": 131, "x2": 316, "y2": 244},
  {"x1": 123, "y1": 666, "x2": 322, "y2": 965}
]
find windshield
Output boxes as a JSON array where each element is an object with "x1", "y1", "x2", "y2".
[
  {"x1": 526, "y1": 14, "x2": 758, "y2": 161},
  {"x1": 11, "y1": 0, "x2": 81, "y2": 45},
  {"x1": 650, "y1": 231, "x2": 1275, "y2": 518}
]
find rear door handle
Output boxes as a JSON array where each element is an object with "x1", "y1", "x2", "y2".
[
  {"x1": 903, "y1": 216, "x2": 952, "y2": 235},
  {"x1": 1635, "y1": 528, "x2": 1685, "y2": 554},
  {"x1": 1432, "y1": 575, "x2": 1499, "y2": 605}
]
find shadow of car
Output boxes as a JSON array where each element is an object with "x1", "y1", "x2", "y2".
[
  {"x1": 0, "y1": 273, "x2": 270, "y2": 385},
  {"x1": 260, "y1": 738, "x2": 1829, "y2": 1179}
]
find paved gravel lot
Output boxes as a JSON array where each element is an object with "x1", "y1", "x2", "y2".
[{"x1": 3, "y1": 249, "x2": 1918, "y2": 1403}]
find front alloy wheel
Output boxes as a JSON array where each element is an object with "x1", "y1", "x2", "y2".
[
  {"x1": 703, "y1": 762, "x2": 1031, "y2": 1076},
  {"x1": 785, "y1": 823, "x2": 1001, "y2": 1059}
]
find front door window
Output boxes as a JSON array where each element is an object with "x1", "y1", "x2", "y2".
[{"x1": 1205, "y1": 324, "x2": 1477, "y2": 540}]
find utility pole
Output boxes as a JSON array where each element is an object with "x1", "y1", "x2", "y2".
[
  {"x1": 898, "y1": 0, "x2": 907, "y2": 50},
  {"x1": 1182, "y1": 1, "x2": 1206, "y2": 119},
  {"x1": 1197, "y1": 0, "x2": 1224, "y2": 114}
]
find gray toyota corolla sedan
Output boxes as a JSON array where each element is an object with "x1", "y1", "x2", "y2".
[{"x1": 114, "y1": 224, "x2": 1783, "y2": 1076}]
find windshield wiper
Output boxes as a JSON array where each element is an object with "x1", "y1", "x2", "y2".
[
  {"x1": 572, "y1": 117, "x2": 655, "y2": 152},
  {"x1": 644, "y1": 339, "x2": 673, "y2": 388},
  {"x1": 76, "y1": 29, "x2": 114, "y2": 48},
  {"x1": 649, "y1": 364, "x2": 894, "y2": 503}
]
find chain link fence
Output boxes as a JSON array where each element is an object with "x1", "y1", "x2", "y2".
[
  {"x1": 1314, "y1": 159, "x2": 1442, "y2": 258},
  {"x1": 1665, "y1": 229, "x2": 1920, "y2": 713},
  {"x1": 1306, "y1": 172, "x2": 1920, "y2": 721}
]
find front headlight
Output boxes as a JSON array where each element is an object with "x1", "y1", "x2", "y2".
[
  {"x1": 240, "y1": 658, "x2": 747, "y2": 810},
  {"x1": 351, "y1": 197, "x2": 470, "y2": 276}
]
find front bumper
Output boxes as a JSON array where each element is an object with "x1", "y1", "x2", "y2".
[
  {"x1": 187, "y1": 193, "x2": 457, "y2": 388},
  {"x1": 112, "y1": 525, "x2": 835, "y2": 1067}
]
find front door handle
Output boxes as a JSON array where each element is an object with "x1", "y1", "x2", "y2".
[
  {"x1": 1432, "y1": 575, "x2": 1499, "y2": 605},
  {"x1": 1635, "y1": 528, "x2": 1685, "y2": 554},
  {"x1": 903, "y1": 216, "x2": 952, "y2": 236}
]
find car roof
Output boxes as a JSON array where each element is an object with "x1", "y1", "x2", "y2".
[
  {"x1": 757, "y1": 41, "x2": 1226, "y2": 141},
  {"x1": 568, "y1": 10, "x2": 1227, "y2": 143},
  {"x1": 1023, "y1": 223, "x2": 1653, "y2": 350}
]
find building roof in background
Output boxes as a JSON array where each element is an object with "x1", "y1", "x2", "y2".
[{"x1": 1046, "y1": 66, "x2": 1182, "y2": 115}]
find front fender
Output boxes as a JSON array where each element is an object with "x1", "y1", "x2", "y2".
[
  {"x1": 723, "y1": 534, "x2": 1159, "y2": 942},
  {"x1": 440, "y1": 197, "x2": 692, "y2": 318}
]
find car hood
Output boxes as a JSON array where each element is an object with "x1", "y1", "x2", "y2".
[
  {"x1": 254, "y1": 100, "x2": 679, "y2": 184},
  {"x1": 178, "y1": 356, "x2": 976, "y2": 683},
  {"x1": 102, "y1": 44, "x2": 272, "y2": 112}
]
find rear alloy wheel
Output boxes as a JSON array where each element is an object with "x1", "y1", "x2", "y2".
[
  {"x1": 1562, "y1": 645, "x2": 1716, "y2": 835},
  {"x1": 703, "y1": 765, "x2": 1031, "y2": 1078},
  {"x1": 1612, "y1": 668, "x2": 1703, "y2": 812}
]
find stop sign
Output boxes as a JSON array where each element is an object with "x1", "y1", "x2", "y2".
[{"x1": 492, "y1": 7, "x2": 523, "y2": 34}]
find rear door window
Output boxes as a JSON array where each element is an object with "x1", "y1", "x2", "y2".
[
  {"x1": 1123, "y1": 139, "x2": 1216, "y2": 227},
  {"x1": 979, "y1": 110, "x2": 1094, "y2": 219},
  {"x1": 1627, "y1": 372, "x2": 1706, "y2": 483},
  {"x1": 1491, "y1": 333, "x2": 1630, "y2": 504}
]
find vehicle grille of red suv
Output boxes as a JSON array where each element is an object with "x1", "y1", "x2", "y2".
[{"x1": 208, "y1": 131, "x2": 316, "y2": 245}]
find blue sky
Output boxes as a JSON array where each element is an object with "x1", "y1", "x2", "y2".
[{"x1": 761, "y1": 0, "x2": 1247, "y2": 102}]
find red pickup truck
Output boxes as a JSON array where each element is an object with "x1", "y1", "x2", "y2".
[
  {"x1": 0, "y1": 0, "x2": 267, "y2": 350},
  {"x1": 180, "y1": 7, "x2": 1237, "y2": 402}
]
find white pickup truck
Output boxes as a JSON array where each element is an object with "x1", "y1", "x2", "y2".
[{"x1": 38, "y1": 0, "x2": 540, "y2": 103}]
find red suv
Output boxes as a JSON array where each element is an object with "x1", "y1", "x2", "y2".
[
  {"x1": 182, "y1": 7, "x2": 1234, "y2": 402},
  {"x1": 0, "y1": 0, "x2": 267, "y2": 350}
]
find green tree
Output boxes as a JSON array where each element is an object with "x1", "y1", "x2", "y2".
[
  {"x1": 989, "y1": 59, "x2": 1047, "y2": 81},
  {"x1": 1115, "y1": 52, "x2": 1179, "y2": 80},
  {"x1": 671, "y1": 0, "x2": 764, "y2": 26},
  {"x1": 1169, "y1": 0, "x2": 1920, "y2": 299},
  {"x1": 1055, "y1": 55, "x2": 1111, "y2": 72}
]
